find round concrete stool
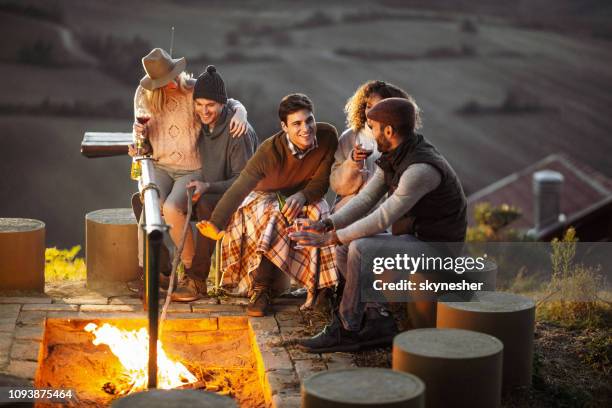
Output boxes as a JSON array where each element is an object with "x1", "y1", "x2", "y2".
[
  {"x1": 0, "y1": 218, "x2": 45, "y2": 292},
  {"x1": 393, "y1": 328, "x2": 502, "y2": 408},
  {"x1": 86, "y1": 209, "x2": 139, "y2": 288},
  {"x1": 463, "y1": 259, "x2": 497, "y2": 291},
  {"x1": 437, "y1": 291, "x2": 535, "y2": 390},
  {"x1": 302, "y1": 368, "x2": 425, "y2": 408},
  {"x1": 111, "y1": 389, "x2": 236, "y2": 407}
]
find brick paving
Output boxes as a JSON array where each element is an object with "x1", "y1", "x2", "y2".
[{"x1": 0, "y1": 280, "x2": 355, "y2": 408}]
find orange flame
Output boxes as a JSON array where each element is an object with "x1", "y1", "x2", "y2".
[{"x1": 84, "y1": 323, "x2": 197, "y2": 392}]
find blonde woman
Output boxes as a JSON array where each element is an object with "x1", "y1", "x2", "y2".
[
  {"x1": 330, "y1": 80, "x2": 420, "y2": 212},
  {"x1": 128, "y1": 48, "x2": 248, "y2": 293}
]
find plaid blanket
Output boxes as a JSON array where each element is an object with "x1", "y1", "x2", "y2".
[{"x1": 220, "y1": 191, "x2": 338, "y2": 301}]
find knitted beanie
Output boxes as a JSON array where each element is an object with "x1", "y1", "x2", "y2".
[
  {"x1": 193, "y1": 65, "x2": 227, "y2": 104},
  {"x1": 366, "y1": 97, "x2": 416, "y2": 131}
]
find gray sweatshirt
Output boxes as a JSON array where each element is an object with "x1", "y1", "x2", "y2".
[
  {"x1": 330, "y1": 163, "x2": 441, "y2": 243},
  {"x1": 198, "y1": 106, "x2": 258, "y2": 194}
]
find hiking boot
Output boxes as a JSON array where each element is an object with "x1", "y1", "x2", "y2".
[
  {"x1": 247, "y1": 287, "x2": 271, "y2": 317},
  {"x1": 297, "y1": 313, "x2": 360, "y2": 353},
  {"x1": 171, "y1": 277, "x2": 207, "y2": 302},
  {"x1": 127, "y1": 267, "x2": 171, "y2": 293},
  {"x1": 357, "y1": 309, "x2": 398, "y2": 348}
]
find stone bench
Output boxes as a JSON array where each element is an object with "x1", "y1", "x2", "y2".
[
  {"x1": 393, "y1": 328, "x2": 503, "y2": 408},
  {"x1": 437, "y1": 291, "x2": 535, "y2": 390},
  {"x1": 301, "y1": 368, "x2": 425, "y2": 408},
  {"x1": 0, "y1": 218, "x2": 45, "y2": 292},
  {"x1": 86, "y1": 209, "x2": 139, "y2": 289}
]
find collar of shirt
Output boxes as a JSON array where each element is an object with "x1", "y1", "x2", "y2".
[{"x1": 285, "y1": 133, "x2": 318, "y2": 159}]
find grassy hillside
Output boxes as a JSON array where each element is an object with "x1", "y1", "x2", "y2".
[{"x1": 1, "y1": 0, "x2": 612, "y2": 246}]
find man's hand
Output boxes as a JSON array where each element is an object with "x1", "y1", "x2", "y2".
[
  {"x1": 282, "y1": 192, "x2": 306, "y2": 221},
  {"x1": 289, "y1": 230, "x2": 340, "y2": 248},
  {"x1": 196, "y1": 220, "x2": 224, "y2": 241},
  {"x1": 229, "y1": 109, "x2": 248, "y2": 138},
  {"x1": 304, "y1": 219, "x2": 328, "y2": 233},
  {"x1": 186, "y1": 180, "x2": 210, "y2": 202}
]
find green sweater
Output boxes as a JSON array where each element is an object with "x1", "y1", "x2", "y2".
[{"x1": 210, "y1": 122, "x2": 338, "y2": 229}]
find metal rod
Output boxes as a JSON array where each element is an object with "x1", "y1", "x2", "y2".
[
  {"x1": 139, "y1": 158, "x2": 167, "y2": 389},
  {"x1": 215, "y1": 239, "x2": 221, "y2": 292}
]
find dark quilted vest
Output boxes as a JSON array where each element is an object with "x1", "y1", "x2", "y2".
[{"x1": 376, "y1": 133, "x2": 467, "y2": 242}]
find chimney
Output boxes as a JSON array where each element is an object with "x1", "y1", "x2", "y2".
[{"x1": 532, "y1": 170, "x2": 564, "y2": 232}]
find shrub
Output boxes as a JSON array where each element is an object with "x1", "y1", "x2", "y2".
[
  {"x1": 537, "y1": 227, "x2": 610, "y2": 329},
  {"x1": 466, "y1": 202, "x2": 523, "y2": 242},
  {"x1": 45, "y1": 246, "x2": 86, "y2": 281}
]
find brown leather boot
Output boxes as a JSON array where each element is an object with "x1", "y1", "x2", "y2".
[
  {"x1": 247, "y1": 286, "x2": 271, "y2": 317},
  {"x1": 171, "y1": 277, "x2": 207, "y2": 302}
]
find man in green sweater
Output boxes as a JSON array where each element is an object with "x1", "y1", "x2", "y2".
[
  {"x1": 197, "y1": 93, "x2": 338, "y2": 316},
  {"x1": 172, "y1": 65, "x2": 258, "y2": 301}
]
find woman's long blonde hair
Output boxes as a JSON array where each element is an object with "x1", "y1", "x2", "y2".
[
  {"x1": 143, "y1": 71, "x2": 192, "y2": 113},
  {"x1": 344, "y1": 80, "x2": 422, "y2": 132}
]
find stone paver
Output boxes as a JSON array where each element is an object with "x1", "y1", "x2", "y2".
[
  {"x1": 260, "y1": 348, "x2": 294, "y2": 371},
  {"x1": 0, "y1": 304, "x2": 21, "y2": 318},
  {"x1": 14, "y1": 325, "x2": 44, "y2": 341},
  {"x1": 17, "y1": 311, "x2": 47, "y2": 326},
  {"x1": 80, "y1": 304, "x2": 138, "y2": 313},
  {"x1": 249, "y1": 316, "x2": 280, "y2": 334},
  {"x1": 59, "y1": 296, "x2": 108, "y2": 305},
  {"x1": 266, "y1": 368, "x2": 300, "y2": 396},
  {"x1": 0, "y1": 316, "x2": 17, "y2": 333},
  {"x1": 191, "y1": 304, "x2": 245, "y2": 313},
  {"x1": 21, "y1": 303, "x2": 78, "y2": 312},
  {"x1": 10, "y1": 340, "x2": 41, "y2": 361},
  {"x1": 0, "y1": 297, "x2": 51, "y2": 304},
  {"x1": 324, "y1": 353, "x2": 355, "y2": 370},
  {"x1": 218, "y1": 316, "x2": 248, "y2": 331},
  {"x1": 293, "y1": 358, "x2": 326, "y2": 381},
  {"x1": 271, "y1": 393, "x2": 302, "y2": 408},
  {"x1": 5, "y1": 359, "x2": 37, "y2": 379},
  {"x1": 109, "y1": 296, "x2": 142, "y2": 305}
]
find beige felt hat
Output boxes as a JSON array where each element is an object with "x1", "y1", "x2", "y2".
[{"x1": 140, "y1": 48, "x2": 186, "y2": 91}]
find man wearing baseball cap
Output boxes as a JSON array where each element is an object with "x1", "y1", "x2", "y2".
[{"x1": 291, "y1": 97, "x2": 467, "y2": 353}]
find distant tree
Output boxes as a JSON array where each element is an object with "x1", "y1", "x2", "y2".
[{"x1": 467, "y1": 202, "x2": 524, "y2": 242}]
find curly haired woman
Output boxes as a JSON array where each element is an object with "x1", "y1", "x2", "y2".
[{"x1": 330, "y1": 80, "x2": 421, "y2": 211}]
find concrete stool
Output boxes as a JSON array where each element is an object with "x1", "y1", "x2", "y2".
[
  {"x1": 393, "y1": 328, "x2": 502, "y2": 408},
  {"x1": 86, "y1": 209, "x2": 139, "y2": 288},
  {"x1": 302, "y1": 368, "x2": 424, "y2": 408},
  {"x1": 111, "y1": 389, "x2": 236, "y2": 407},
  {"x1": 405, "y1": 260, "x2": 497, "y2": 329},
  {"x1": 437, "y1": 291, "x2": 535, "y2": 390},
  {"x1": 0, "y1": 218, "x2": 45, "y2": 292}
]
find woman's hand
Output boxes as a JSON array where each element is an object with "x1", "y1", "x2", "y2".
[
  {"x1": 128, "y1": 143, "x2": 138, "y2": 157},
  {"x1": 229, "y1": 109, "x2": 248, "y2": 138},
  {"x1": 133, "y1": 121, "x2": 147, "y2": 139},
  {"x1": 196, "y1": 220, "x2": 225, "y2": 241},
  {"x1": 351, "y1": 144, "x2": 370, "y2": 164}
]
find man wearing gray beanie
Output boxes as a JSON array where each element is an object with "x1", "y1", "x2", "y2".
[
  {"x1": 173, "y1": 65, "x2": 258, "y2": 301},
  {"x1": 291, "y1": 97, "x2": 467, "y2": 353}
]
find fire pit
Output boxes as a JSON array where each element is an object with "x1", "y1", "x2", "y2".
[{"x1": 34, "y1": 317, "x2": 266, "y2": 407}]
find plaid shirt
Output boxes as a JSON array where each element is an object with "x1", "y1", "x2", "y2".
[{"x1": 219, "y1": 191, "x2": 338, "y2": 299}]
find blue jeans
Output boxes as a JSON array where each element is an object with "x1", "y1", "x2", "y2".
[{"x1": 335, "y1": 233, "x2": 423, "y2": 331}]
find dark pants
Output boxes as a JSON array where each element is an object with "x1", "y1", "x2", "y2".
[{"x1": 187, "y1": 193, "x2": 222, "y2": 282}]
